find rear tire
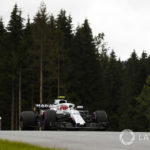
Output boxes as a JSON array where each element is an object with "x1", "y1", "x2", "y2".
[
  {"x1": 20, "y1": 111, "x2": 35, "y2": 130},
  {"x1": 42, "y1": 110, "x2": 56, "y2": 130}
]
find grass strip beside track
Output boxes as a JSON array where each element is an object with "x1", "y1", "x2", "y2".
[{"x1": 0, "y1": 139, "x2": 64, "y2": 150}]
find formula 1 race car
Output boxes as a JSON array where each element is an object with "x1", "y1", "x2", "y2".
[{"x1": 20, "y1": 96, "x2": 109, "y2": 130}]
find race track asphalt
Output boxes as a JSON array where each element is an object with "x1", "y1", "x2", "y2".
[{"x1": 0, "y1": 131, "x2": 150, "y2": 150}]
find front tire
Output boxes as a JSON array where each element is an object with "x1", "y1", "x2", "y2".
[
  {"x1": 95, "y1": 110, "x2": 108, "y2": 130},
  {"x1": 95, "y1": 110, "x2": 108, "y2": 122},
  {"x1": 20, "y1": 111, "x2": 36, "y2": 130},
  {"x1": 42, "y1": 110, "x2": 56, "y2": 130}
]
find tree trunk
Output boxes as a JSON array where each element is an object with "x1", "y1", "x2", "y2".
[
  {"x1": 40, "y1": 41, "x2": 43, "y2": 105},
  {"x1": 18, "y1": 71, "x2": 21, "y2": 130},
  {"x1": 11, "y1": 78, "x2": 14, "y2": 130},
  {"x1": 58, "y1": 51, "x2": 60, "y2": 97},
  {"x1": 31, "y1": 88, "x2": 34, "y2": 109},
  {"x1": 15, "y1": 102, "x2": 18, "y2": 130}
]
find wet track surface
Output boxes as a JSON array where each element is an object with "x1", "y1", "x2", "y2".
[{"x1": 0, "y1": 131, "x2": 150, "y2": 150}]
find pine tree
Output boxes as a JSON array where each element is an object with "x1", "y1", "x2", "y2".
[
  {"x1": 0, "y1": 18, "x2": 9, "y2": 130},
  {"x1": 44, "y1": 15, "x2": 57, "y2": 100},
  {"x1": 96, "y1": 35, "x2": 109, "y2": 110},
  {"x1": 55, "y1": 10, "x2": 73, "y2": 97},
  {"x1": 134, "y1": 76, "x2": 150, "y2": 131},
  {"x1": 101, "y1": 51, "x2": 123, "y2": 130},
  {"x1": 119, "y1": 51, "x2": 141, "y2": 129},
  {"x1": 139, "y1": 51, "x2": 149, "y2": 87},
  {"x1": 7, "y1": 4, "x2": 24, "y2": 130},
  {"x1": 0, "y1": 18, "x2": 6, "y2": 36},
  {"x1": 31, "y1": 3, "x2": 49, "y2": 104},
  {"x1": 67, "y1": 19, "x2": 102, "y2": 109},
  {"x1": 0, "y1": 17, "x2": 6, "y2": 56}
]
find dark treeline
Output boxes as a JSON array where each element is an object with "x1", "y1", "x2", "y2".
[{"x1": 0, "y1": 3, "x2": 150, "y2": 131}]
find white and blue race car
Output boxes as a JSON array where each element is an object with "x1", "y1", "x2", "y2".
[{"x1": 20, "y1": 97, "x2": 109, "y2": 130}]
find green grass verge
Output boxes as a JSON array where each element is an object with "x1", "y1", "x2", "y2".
[{"x1": 0, "y1": 139, "x2": 64, "y2": 150}]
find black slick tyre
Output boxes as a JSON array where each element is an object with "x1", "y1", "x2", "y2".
[
  {"x1": 42, "y1": 110, "x2": 56, "y2": 130},
  {"x1": 95, "y1": 110, "x2": 109, "y2": 130},
  {"x1": 20, "y1": 111, "x2": 35, "y2": 130},
  {"x1": 95, "y1": 110, "x2": 108, "y2": 122}
]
